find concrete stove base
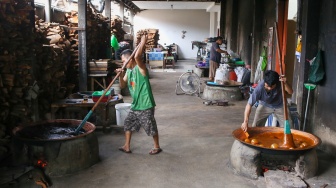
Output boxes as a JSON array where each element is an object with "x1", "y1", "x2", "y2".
[
  {"x1": 229, "y1": 140, "x2": 318, "y2": 180},
  {"x1": 202, "y1": 84, "x2": 242, "y2": 101}
]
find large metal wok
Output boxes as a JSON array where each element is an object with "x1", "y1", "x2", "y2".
[
  {"x1": 12, "y1": 119, "x2": 96, "y2": 142},
  {"x1": 232, "y1": 127, "x2": 321, "y2": 153}
]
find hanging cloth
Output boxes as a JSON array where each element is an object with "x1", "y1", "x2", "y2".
[
  {"x1": 308, "y1": 50, "x2": 325, "y2": 84},
  {"x1": 261, "y1": 46, "x2": 268, "y2": 71},
  {"x1": 111, "y1": 35, "x2": 119, "y2": 50}
]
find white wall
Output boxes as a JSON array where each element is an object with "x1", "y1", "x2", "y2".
[
  {"x1": 134, "y1": 9, "x2": 210, "y2": 60},
  {"x1": 288, "y1": 0, "x2": 298, "y2": 20}
]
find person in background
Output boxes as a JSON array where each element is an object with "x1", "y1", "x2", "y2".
[
  {"x1": 115, "y1": 35, "x2": 162, "y2": 155},
  {"x1": 209, "y1": 36, "x2": 228, "y2": 81},
  {"x1": 295, "y1": 30, "x2": 302, "y2": 62},
  {"x1": 241, "y1": 70, "x2": 293, "y2": 132}
]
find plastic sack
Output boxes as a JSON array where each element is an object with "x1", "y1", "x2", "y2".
[
  {"x1": 215, "y1": 64, "x2": 229, "y2": 84},
  {"x1": 111, "y1": 35, "x2": 119, "y2": 50},
  {"x1": 308, "y1": 50, "x2": 325, "y2": 84},
  {"x1": 234, "y1": 67, "x2": 247, "y2": 82},
  {"x1": 254, "y1": 56, "x2": 263, "y2": 83}
]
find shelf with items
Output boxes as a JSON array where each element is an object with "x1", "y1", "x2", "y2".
[{"x1": 192, "y1": 41, "x2": 207, "y2": 61}]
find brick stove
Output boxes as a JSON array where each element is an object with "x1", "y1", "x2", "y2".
[
  {"x1": 230, "y1": 140, "x2": 318, "y2": 180},
  {"x1": 229, "y1": 127, "x2": 320, "y2": 180},
  {"x1": 11, "y1": 119, "x2": 99, "y2": 177}
]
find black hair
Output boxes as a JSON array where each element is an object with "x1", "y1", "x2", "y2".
[
  {"x1": 120, "y1": 49, "x2": 133, "y2": 56},
  {"x1": 264, "y1": 70, "x2": 280, "y2": 86},
  {"x1": 216, "y1": 36, "x2": 224, "y2": 41}
]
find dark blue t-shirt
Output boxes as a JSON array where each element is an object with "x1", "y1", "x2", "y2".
[
  {"x1": 210, "y1": 42, "x2": 221, "y2": 63},
  {"x1": 248, "y1": 80, "x2": 283, "y2": 109}
]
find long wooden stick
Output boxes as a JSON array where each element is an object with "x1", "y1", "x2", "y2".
[
  {"x1": 274, "y1": 22, "x2": 295, "y2": 148},
  {"x1": 274, "y1": 22, "x2": 289, "y2": 121},
  {"x1": 75, "y1": 41, "x2": 143, "y2": 134}
]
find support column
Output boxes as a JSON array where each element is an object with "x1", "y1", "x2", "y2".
[
  {"x1": 105, "y1": 0, "x2": 111, "y2": 27},
  {"x1": 297, "y1": 0, "x2": 320, "y2": 120},
  {"x1": 219, "y1": 0, "x2": 226, "y2": 37},
  {"x1": 119, "y1": 1, "x2": 124, "y2": 27},
  {"x1": 209, "y1": 12, "x2": 217, "y2": 37},
  {"x1": 78, "y1": 0, "x2": 87, "y2": 91},
  {"x1": 105, "y1": 0, "x2": 112, "y2": 59},
  {"x1": 45, "y1": 0, "x2": 51, "y2": 22}
]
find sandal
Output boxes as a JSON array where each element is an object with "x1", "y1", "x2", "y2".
[
  {"x1": 119, "y1": 147, "x2": 132, "y2": 153},
  {"x1": 149, "y1": 148, "x2": 162, "y2": 155}
]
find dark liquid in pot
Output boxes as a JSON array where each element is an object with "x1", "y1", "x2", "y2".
[{"x1": 16, "y1": 122, "x2": 85, "y2": 140}]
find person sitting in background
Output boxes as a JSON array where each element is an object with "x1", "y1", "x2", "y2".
[
  {"x1": 241, "y1": 70, "x2": 293, "y2": 132},
  {"x1": 209, "y1": 36, "x2": 228, "y2": 81}
]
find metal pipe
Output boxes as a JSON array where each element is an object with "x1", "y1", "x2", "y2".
[
  {"x1": 78, "y1": 0, "x2": 87, "y2": 91},
  {"x1": 302, "y1": 89, "x2": 311, "y2": 131}
]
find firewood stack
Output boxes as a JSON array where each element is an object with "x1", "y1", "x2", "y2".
[
  {"x1": 111, "y1": 15, "x2": 126, "y2": 42},
  {"x1": 86, "y1": 5, "x2": 111, "y2": 60},
  {"x1": 64, "y1": 11, "x2": 80, "y2": 85},
  {"x1": 0, "y1": 0, "x2": 35, "y2": 160},
  {"x1": 0, "y1": 2, "x2": 112, "y2": 149},
  {"x1": 63, "y1": 6, "x2": 111, "y2": 85},
  {"x1": 136, "y1": 29, "x2": 160, "y2": 52},
  {"x1": 34, "y1": 18, "x2": 71, "y2": 113}
]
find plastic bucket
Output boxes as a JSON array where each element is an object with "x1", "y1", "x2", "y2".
[{"x1": 115, "y1": 103, "x2": 131, "y2": 126}]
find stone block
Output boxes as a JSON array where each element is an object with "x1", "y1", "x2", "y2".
[
  {"x1": 229, "y1": 140, "x2": 261, "y2": 179},
  {"x1": 295, "y1": 149, "x2": 318, "y2": 179},
  {"x1": 264, "y1": 170, "x2": 307, "y2": 188}
]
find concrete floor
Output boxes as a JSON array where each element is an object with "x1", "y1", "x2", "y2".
[{"x1": 3, "y1": 60, "x2": 336, "y2": 187}]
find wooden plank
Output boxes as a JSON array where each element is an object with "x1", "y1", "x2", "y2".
[{"x1": 89, "y1": 67, "x2": 108, "y2": 71}]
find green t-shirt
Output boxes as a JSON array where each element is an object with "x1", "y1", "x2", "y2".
[{"x1": 126, "y1": 66, "x2": 156, "y2": 110}]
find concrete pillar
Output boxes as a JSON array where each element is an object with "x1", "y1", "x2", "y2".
[
  {"x1": 219, "y1": 0, "x2": 226, "y2": 37},
  {"x1": 78, "y1": 0, "x2": 88, "y2": 91},
  {"x1": 209, "y1": 12, "x2": 217, "y2": 37},
  {"x1": 119, "y1": 1, "x2": 124, "y2": 27},
  {"x1": 45, "y1": 0, "x2": 51, "y2": 22},
  {"x1": 105, "y1": 0, "x2": 111, "y2": 27}
]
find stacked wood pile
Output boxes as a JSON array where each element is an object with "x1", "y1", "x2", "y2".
[
  {"x1": 0, "y1": 1, "x2": 112, "y2": 162},
  {"x1": 63, "y1": 11, "x2": 80, "y2": 85},
  {"x1": 136, "y1": 29, "x2": 160, "y2": 52},
  {"x1": 0, "y1": 0, "x2": 35, "y2": 160},
  {"x1": 63, "y1": 6, "x2": 111, "y2": 84},
  {"x1": 86, "y1": 6, "x2": 111, "y2": 60},
  {"x1": 34, "y1": 18, "x2": 71, "y2": 114},
  {"x1": 111, "y1": 15, "x2": 126, "y2": 42}
]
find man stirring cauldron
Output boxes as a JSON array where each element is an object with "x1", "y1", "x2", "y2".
[
  {"x1": 241, "y1": 70, "x2": 293, "y2": 132},
  {"x1": 115, "y1": 35, "x2": 162, "y2": 155}
]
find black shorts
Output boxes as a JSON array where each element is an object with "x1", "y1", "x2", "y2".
[{"x1": 124, "y1": 108, "x2": 158, "y2": 136}]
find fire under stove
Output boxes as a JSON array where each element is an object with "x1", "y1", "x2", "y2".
[{"x1": 12, "y1": 119, "x2": 99, "y2": 177}]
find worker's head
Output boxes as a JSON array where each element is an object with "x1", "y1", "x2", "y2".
[
  {"x1": 120, "y1": 49, "x2": 133, "y2": 67},
  {"x1": 264, "y1": 70, "x2": 280, "y2": 92},
  {"x1": 216, "y1": 36, "x2": 224, "y2": 44}
]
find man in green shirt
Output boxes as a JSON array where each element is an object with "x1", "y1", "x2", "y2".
[{"x1": 116, "y1": 35, "x2": 162, "y2": 155}]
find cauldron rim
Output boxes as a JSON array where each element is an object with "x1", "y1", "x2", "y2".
[
  {"x1": 206, "y1": 82, "x2": 243, "y2": 87},
  {"x1": 232, "y1": 127, "x2": 321, "y2": 153},
  {"x1": 12, "y1": 119, "x2": 96, "y2": 142}
]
